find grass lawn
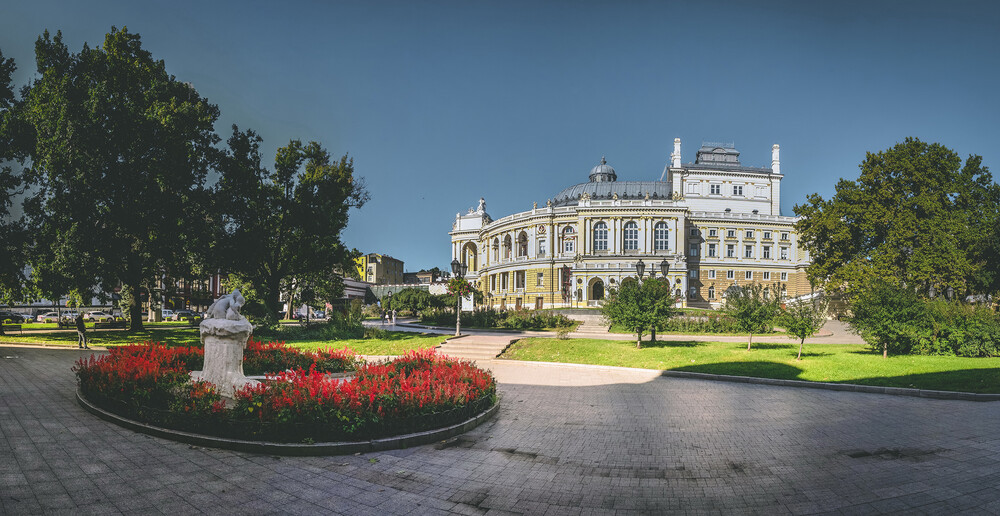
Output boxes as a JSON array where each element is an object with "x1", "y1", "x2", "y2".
[
  {"x1": 502, "y1": 337, "x2": 1000, "y2": 394},
  {"x1": 0, "y1": 328, "x2": 444, "y2": 356}
]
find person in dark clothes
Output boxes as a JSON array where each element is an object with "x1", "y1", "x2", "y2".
[{"x1": 75, "y1": 313, "x2": 89, "y2": 349}]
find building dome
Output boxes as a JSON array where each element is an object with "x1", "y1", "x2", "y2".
[{"x1": 588, "y1": 157, "x2": 617, "y2": 182}]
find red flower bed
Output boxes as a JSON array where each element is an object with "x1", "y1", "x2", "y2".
[{"x1": 75, "y1": 344, "x2": 496, "y2": 442}]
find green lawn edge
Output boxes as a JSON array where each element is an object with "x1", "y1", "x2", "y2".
[{"x1": 501, "y1": 337, "x2": 1000, "y2": 394}]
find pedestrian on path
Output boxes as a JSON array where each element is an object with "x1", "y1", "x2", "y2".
[{"x1": 75, "y1": 313, "x2": 89, "y2": 349}]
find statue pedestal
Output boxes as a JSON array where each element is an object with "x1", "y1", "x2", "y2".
[{"x1": 190, "y1": 318, "x2": 258, "y2": 398}]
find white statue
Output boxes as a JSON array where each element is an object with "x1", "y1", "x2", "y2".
[
  {"x1": 191, "y1": 289, "x2": 257, "y2": 398},
  {"x1": 477, "y1": 197, "x2": 486, "y2": 213},
  {"x1": 205, "y1": 289, "x2": 246, "y2": 321}
]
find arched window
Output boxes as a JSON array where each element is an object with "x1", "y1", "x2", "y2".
[
  {"x1": 503, "y1": 235, "x2": 512, "y2": 259},
  {"x1": 708, "y1": 286, "x2": 715, "y2": 299},
  {"x1": 623, "y1": 221, "x2": 639, "y2": 251},
  {"x1": 517, "y1": 232, "x2": 528, "y2": 257},
  {"x1": 654, "y1": 222, "x2": 669, "y2": 251},
  {"x1": 593, "y1": 221, "x2": 608, "y2": 251},
  {"x1": 492, "y1": 238, "x2": 499, "y2": 262},
  {"x1": 562, "y1": 226, "x2": 575, "y2": 254}
]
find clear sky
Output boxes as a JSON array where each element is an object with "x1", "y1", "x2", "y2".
[{"x1": 3, "y1": 1, "x2": 999, "y2": 271}]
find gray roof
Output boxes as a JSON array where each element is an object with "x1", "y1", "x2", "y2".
[{"x1": 552, "y1": 181, "x2": 672, "y2": 207}]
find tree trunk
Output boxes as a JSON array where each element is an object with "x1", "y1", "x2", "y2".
[
  {"x1": 128, "y1": 280, "x2": 144, "y2": 331},
  {"x1": 883, "y1": 342, "x2": 887, "y2": 359},
  {"x1": 636, "y1": 335, "x2": 642, "y2": 349},
  {"x1": 747, "y1": 332, "x2": 753, "y2": 351},
  {"x1": 797, "y1": 338, "x2": 804, "y2": 360},
  {"x1": 650, "y1": 326, "x2": 656, "y2": 343}
]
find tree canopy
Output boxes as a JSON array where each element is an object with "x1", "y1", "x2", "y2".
[
  {"x1": 777, "y1": 296, "x2": 829, "y2": 360},
  {"x1": 601, "y1": 277, "x2": 676, "y2": 349},
  {"x1": 215, "y1": 128, "x2": 368, "y2": 326},
  {"x1": 794, "y1": 138, "x2": 1000, "y2": 298},
  {"x1": 0, "y1": 48, "x2": 31, "y2": 304},
  {"x1": 721, "y1": 283, "x2": 781, "y2": 351}
]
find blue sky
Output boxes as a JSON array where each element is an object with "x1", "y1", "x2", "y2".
[{"x1": 3, "y1": 1, "x2": 999, "y2": 271}]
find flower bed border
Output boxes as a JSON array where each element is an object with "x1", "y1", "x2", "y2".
[{"x1": 77, "y1": 389, "x2": 499, "y2": 456}]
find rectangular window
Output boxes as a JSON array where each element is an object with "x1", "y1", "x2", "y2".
[
  {"x1": 689, "y1": 270, "x2": 698, "y2": 279},
  {"x1": 515, "y1": 271, "x2": 525, "y2": 289},
  {"x1": 726, "y1": 270, "x2": 735, "y2": 280},
  {"x1": 733, "y1": 185, "x2": 743, "y2": 196},
  {"x1": 763, "y1": 271, "x2": 771, "y2": 280},
  {"x1": 780, "y1": 247, "x2": 789, "y2": 260},
  {"x1": 564, "y1": 239, "x2": 574, "y2": 254},
  {"x1": 689, "y1": 287, "x2": 698, "y2": 297},
  {"x1": 727, "y1": 229, "x2": 736, "y2": 238},
  {"x1": 710, "y1": 184, "x2": 721, "y2": 195},
  {"x1": 763, "y1": 231, "x2": 771, "y2": 240},
  {"x1": 708, "y1": 228, "x2": 718, "y2": 237},
  {"x1": 708, "y1": 270, "x2": 716, "y2": 279},
  {"x1": 536, "y1": 272, "x2": 544, "y2": 287},
  {"x1": 708, "y1": 243, "x2": 717, "y2": 257},
  {"x1": 538, "y1": 240, "x2": 546, "y2": 257},
  {"x1": 726, "y1": 244, "x2": 735, "y2": 258},
  {"x1": 781, "y1": 272, "x2": 788, "y2": 281},
  {"x1": 690, "y1": 228, "x2": 698, "y2": 236},
  {"x1": 490, "y1": 275, "x2": 496, "y2": 291},
  {"x1": 744, "y1": 245, "x2": 753, "y2": 258},
  {"x1": 745, "y1": 271, "x2": 753, "y2": 280},
  {"x1": 781, "y1": 232, "x2": 789, "y2": 240},
  {"x1": 501, "y1": 273, "x2": 509, "y2": 290},
  {"x1": 763, "y1": 246, "x2": 771, "y2": 259},
  {"x1": 689, "y1": 243, "x2": 698, "y2": 257},
  {"x1": 745, "y1": 230, "x2": 754, "y2": 239}
]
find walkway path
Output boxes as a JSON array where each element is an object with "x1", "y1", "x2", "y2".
[{"x1": 2, "y1": 345, "x2": 999, "y2": 514}]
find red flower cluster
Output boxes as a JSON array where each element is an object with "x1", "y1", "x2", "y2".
[
  {"x1": 233, "y1": 349, "x2": 495, "y2": 435},
  {"x1": 243, "y1": 339, "x2": 362, "y2": 376}
]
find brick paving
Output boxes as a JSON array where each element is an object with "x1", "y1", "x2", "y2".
[{"x1": 3, "y1": 345, "x2": 1000, "y2": 514}]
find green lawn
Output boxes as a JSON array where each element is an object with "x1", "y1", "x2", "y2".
[
  {"x1": 502, "y1": 337, "x2": 1000, "y2": 393},
  {"x1": 0, "y1": 328, "x2": 444, "y2": 356}
]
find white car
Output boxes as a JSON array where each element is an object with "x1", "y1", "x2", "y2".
[
  {"x1": 84, "y1": 311, "x2": 115, "y2": 322},
  {"x1": 37, "y1": 311, "x2": 63, "y2": 323},
  {"x1": 160, "y1": 309, "x2": 175, "y2": 320}
]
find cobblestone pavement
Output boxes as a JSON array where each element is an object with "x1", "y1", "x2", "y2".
[{"x1": 3, "y1": 345, "x2": 1000, "y2": 515}]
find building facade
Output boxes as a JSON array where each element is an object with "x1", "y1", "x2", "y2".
[
  {"x1": 354, "y1": 253, "x2": 405, "y2": 285},
  {"x1": 449, "y1": 139, "x2": 811, "y2": 310}
]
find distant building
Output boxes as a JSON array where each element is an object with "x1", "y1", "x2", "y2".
[
  {"x1": 354, "y1": 253, "x2": 404, "y2": 285},
  {"x1": 403, "y1": 269, "x2": 441, "y2": 285},
  {"x1": 449, "y1": 139, "x2": 811, "y2": 309}
]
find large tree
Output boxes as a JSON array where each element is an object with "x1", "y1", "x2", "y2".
[
  {"x1": 215, "y1": 127, "x2": 368, "y2": 326},
  {"x1": 15, "y1": 28, "x2": 220, "y2": 329},
  {"x1": 795, "y1": 138, "x2": 1000, "y2": 298},
  {"x1": 0, "y1": 48, "x2": 31, "y2": 304}
]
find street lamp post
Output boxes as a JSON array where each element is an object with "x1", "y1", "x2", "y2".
[{"x1": 450, "y1": 259, "x2": 467, "y2": 337}]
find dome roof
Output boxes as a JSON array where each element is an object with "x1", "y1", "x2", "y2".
[
  {"x1": 551, "y1": 181, "x2": 672, "y2": 207},
  {"x1": 589, "y1": 157, "x2": 617, "y2": 182}
]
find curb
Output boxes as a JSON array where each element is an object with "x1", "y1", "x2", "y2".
[
  {"x1": 493, "y1": 359, "x2": 1000, "y2": 402},
  {"x1": 77, "y1": 391, "x2": 500, "y2": 456}
]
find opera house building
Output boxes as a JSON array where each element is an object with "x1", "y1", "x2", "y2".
[{"x1": 450, "y1": 139, "x2": 811, "y2": 310}]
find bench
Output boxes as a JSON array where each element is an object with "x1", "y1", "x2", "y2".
[{"x1": 1, "y1": 324, "x2": 22, "y2": 334}]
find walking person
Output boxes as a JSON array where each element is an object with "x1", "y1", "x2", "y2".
[{"x1": 75, "y1": 313, "x2": 89, "y2": 349}]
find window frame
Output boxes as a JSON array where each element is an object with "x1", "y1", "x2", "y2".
[{"x1": 592, "y1": 221, "x2": 609, "y2": 251}]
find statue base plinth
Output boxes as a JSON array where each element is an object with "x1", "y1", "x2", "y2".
[{"x1": 190, "y1": 318, "x2": 258, "y2": 398}]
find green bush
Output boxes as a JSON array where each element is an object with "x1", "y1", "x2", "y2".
[{"x1": 419, "y1": 307, "x2": 573, "y2": 330}]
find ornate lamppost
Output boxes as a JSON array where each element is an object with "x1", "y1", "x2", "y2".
[{"x1": 450, "y1": 258, "x2": 468, "y2": 337}]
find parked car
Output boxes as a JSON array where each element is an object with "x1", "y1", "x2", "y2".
[
  {"x1": 37, "y1": 311, "x2": 63, "y2": 323},
  {"x1": 173, "y1": 309, "x2": 198, "y2": 320},
  {"x1": 84, "y1": 311, "x2": 115, "y2": 322},
  {"x1": 0, "y1": 310, "x2": 27, "y2": 323},
  {"x1": 160, "y1": 309, "x2": 175, "y2": 320}
]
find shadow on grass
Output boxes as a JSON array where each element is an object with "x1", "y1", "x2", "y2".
[
  {"x1": 673, "y1": 361, "x2": 802, "y2": 380},
  {"x1": 641, "y1": 340, "x2": 704, "y2": 349},
  {"x1": 747, "y1": 343, "x2": 796, "y2": 350},
  {"x1": 670, "y1": 361, "x2": 1000, "y2": 394}
]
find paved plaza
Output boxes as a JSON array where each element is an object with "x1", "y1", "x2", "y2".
[{"x1": 2, "y1": 345, "x2": 1000, "y2": 515}]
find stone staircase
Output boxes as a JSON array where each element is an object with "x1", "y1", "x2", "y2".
[
  {"x1": 569, "y1": 313, "x2": 611, "y2": 338},
  {"x1": 436, "y1": 335, "x2": 517, "y2": 361}
]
